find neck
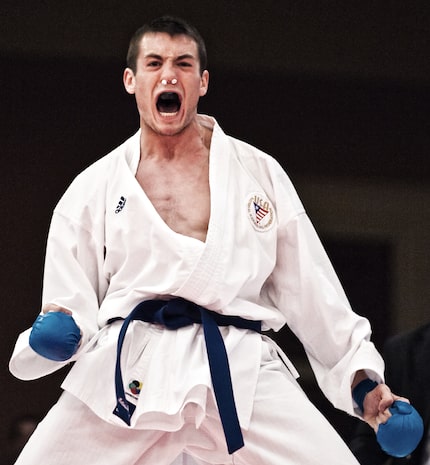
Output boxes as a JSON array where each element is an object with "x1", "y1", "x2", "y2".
[{"x1": 140, "y1": 118, "x2": 211, "y2": 161}]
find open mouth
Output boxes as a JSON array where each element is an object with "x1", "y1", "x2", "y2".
[{"x1": 156, "y1": 92, "x2": 181, "y2": 115}]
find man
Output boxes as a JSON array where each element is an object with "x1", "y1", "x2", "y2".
[
  {"x1": 350, "y1": 323, "x2": 430, "y2": 465},
  {"x1": 9, "y1": 16, "x2": 407, "y2": 465}
]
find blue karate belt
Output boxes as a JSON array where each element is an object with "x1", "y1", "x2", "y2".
[{"x1": 111, "y1": 297, "x2": 262, "y2": 455}]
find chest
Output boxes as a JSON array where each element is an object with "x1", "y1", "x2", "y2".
[{"x1": 135, "y1": 155, "x2": 211, "y2": 241}]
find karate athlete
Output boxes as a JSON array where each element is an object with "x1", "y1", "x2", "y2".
[{"x1": 9, "y1": 15, "x2": 416, "y2": 465}]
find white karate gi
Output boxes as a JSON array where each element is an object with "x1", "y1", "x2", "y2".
[{"x1": 10, "y1": 115, "x2": 384, "y2": 464}]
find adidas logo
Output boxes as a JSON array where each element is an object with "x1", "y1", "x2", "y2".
[{"x1": 115, "y1": 196, "x2": 127, "y2": 214}]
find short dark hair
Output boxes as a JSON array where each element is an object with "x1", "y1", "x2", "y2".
[{"x1": 126, "y1": 16, "x2": 207, "y2": 75}]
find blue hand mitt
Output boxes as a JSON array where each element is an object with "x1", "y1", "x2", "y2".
[
  {"x1": 29, "y1": 311, "x2": 81, "y2": 361},
  {"x1": 377, "y1": 400, "x2": 424, "y2": 458}
]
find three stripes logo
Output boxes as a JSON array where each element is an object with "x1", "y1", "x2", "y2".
[{"x1": 115, "y1": 196, "x2": 127, "y2": 214}]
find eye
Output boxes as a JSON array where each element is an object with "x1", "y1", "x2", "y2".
[
  {"x1": 178, "y1": 61, "x2": 193, "y2": 68},
  {"x1": 147, "y1": 60, "x2": 161, "y2": 67}
]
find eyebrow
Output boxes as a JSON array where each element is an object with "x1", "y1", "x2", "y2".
[{"x1": 143, "y1": 53, "x2": 196, "y2": 61}]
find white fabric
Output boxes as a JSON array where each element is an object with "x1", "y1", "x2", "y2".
[
  {"x1": 15, "y1": 339, "x2": 360, "y2": 465},
  {"x1": 170, "y1": 454, "x2": 199, "y2": 465},
  {"x1": 10, "y1": 115, "x2": 384, "y2": 453}
]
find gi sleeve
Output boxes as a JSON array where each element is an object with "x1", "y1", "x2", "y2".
[
  {"x1": 265, "y1": 163, "x2": 385, "y2": 416},
  {"x1": 10, "y1": 181, "x2": 109, "y2": 380},
  {"x1": 41, "y1": 209, "x2": 107, "y2": 345}
]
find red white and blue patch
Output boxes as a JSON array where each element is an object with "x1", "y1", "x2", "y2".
[{"x1": 247, "y1": 193, "x2": 275, "y2": 231}]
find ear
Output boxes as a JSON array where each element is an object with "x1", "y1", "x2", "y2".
[
  {"x1": 199, "y1": 70, "x2": 209, "y2": 97},
  {"x1": 123, "y1": 68, "x2": 136, "y2": 94}
]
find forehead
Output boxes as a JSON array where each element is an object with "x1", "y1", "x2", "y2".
[{"x1": 138, "y1": 32, "x2": 199, "y2": 59}]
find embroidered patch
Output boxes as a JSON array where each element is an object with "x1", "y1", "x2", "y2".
[
  {"x1": 247, "y1": 193, "x2": 275, "y2": 231},
  {"x1": 129, "y1": 379, "x2": 142, "y2": 395},
  {"x1": 126, "y1": 379, "x2": 142, "y2": 400}
]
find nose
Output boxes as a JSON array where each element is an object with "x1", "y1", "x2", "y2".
[{"x1": 160, "y1": 63, "x2": 177, "y2": 86}]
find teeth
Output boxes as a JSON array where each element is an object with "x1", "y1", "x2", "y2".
[{"x1": 159, "y1": 112, "x2": 179, "y2": 117}]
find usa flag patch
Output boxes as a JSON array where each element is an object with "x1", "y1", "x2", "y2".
[{"x1": 247, "y1": 193, "x2": 274, "y2": 231}]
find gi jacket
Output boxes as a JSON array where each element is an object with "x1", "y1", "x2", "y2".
[{"x1": 10, "y1": 116, "x2": 384, "y2": 431}]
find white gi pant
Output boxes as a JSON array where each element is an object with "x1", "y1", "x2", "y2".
[{"x1": 14, "y1": 342, "x2": 360, "y2": 465}]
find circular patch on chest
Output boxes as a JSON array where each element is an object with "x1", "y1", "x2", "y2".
[{"x1": 247, "y1": 193, "x2": 275, "y2": 231}]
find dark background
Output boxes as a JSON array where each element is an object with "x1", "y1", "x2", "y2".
[{"x1": 1, "y1": 0, "x2": 430, "y2": 455}]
